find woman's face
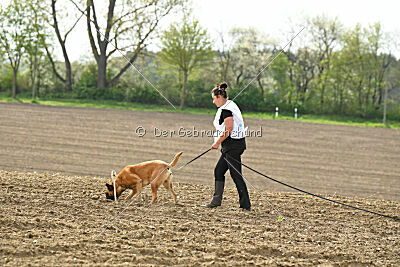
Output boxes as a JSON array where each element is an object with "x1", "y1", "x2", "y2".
[{"x1": 212, "y1": 93, "x2": 225, "y2": 107}]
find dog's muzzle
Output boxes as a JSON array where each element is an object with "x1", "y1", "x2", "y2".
[{"x1": 105, "y1": 193, "x2": 115, "y2": 200}]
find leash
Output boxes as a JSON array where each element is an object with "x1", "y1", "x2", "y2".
[
  {"x1": 225, "y1": 153, "x2": 400, "y2": 222},
  {"x1": 224, "y1": 156, "x2": 289, "y2": 222},
  {"x1": 176, "y1": 148, "x2": 212, "y2": 171},
  {"x1": 149, "y1": 148, "x2": 211, "y2": 186},
  {"x1": 149, "y1": 149, "x2": 211, "y2": 185}
]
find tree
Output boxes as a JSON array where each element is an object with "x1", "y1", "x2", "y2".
[
  {"x1": 384, "y1": 59, "x2": 400, "y2": 123},
  {"x1": 229, "y1": 27, "x2": 275, "y2": 93},
  {"x1": 214, "y1": 29, "x2": 234, "y2": 84},
  {"x1": 45, "y1": 0, "x2": 84, "y2": 92},
  {"x1": 25, "y1": 0, "x2": 48, "y2": 98},
  {"x1": 0, "y1": 0, "x2": 32, "y2": 98},
  {"x1": 287, "y1": 47, "x2": 317, "y2": 106},
  {"x1": 365, "y1": 23, "x2": 393, "y2": 111},
  {"x1": 160, "y1": 16, "x2": 214, "y2": 110},
  {"x1": 308, "y1": 15, "x2": 342, "y2": 111},
  {"x1": 337, "y1": 23, "x2": 394, "y2": 117},
  {"x1": 70, "y1": 0, "x2": 184, "y2": 90},
  {"x1": 269, "y1": 54, "x2": 291, "y2": 102},
  {"x1": 328, "y1": 50, "x2": 352, "y2": 113}
]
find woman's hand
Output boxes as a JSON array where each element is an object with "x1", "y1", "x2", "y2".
[
  {"x1": 211, "y1": 141, "x2": 220, "y2": 150},
  {"x1": 212, "y1": 117, "x2": 233, "y2": 150}
]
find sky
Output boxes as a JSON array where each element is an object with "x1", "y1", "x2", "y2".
[
  {"x1": 192, "y1": 0, "x2": 400, "y2": 35},
  {"x1": 1, "y1": 0, "x2": 399, "y2": 60},
  {"x1": 191, "y1": 0, "x2": 400, "y2": 56}
]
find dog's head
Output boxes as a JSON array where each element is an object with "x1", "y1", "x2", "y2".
[
  {"x1": 105, "y1": 182, "x2": 115, "y2": 200},
  {"x1": 105, "y1": 170, "x2": 120, "y2": 200},
  {"x1": 105, "y1": 181, "x2": 122, "y2": 200}
]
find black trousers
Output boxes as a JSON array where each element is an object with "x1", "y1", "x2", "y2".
[{"x1": 214, "y1": 149, "x2": 251, "y2": 209}]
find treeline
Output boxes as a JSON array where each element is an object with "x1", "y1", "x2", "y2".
[{"x1": 0, "y1": 1, "x2": 399, "y2": 120}]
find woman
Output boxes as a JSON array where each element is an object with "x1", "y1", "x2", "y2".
[{"x1": 207, "y1": 82, "x2": 251, "y2": 211}]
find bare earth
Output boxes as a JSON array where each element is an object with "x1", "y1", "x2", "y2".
[{"x1": 0, "y1": 102, "x2": 399, "y2": 266}]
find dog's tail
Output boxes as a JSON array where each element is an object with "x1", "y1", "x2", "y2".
[{"x1": 168, "y1": 151, "x2": 183, "y2": 168}]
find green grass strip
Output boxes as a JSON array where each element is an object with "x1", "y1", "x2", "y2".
[{"x1": 1, "y1": 93, "x2": 398, "y2": 129}]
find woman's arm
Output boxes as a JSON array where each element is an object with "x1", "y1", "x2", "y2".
[{"x1": 211, "y1": 117, "x2": 233, "y2": 149}]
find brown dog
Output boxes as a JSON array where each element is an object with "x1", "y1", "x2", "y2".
[{"x1": 105, "y1": 152, "x2": 183, "y2": 203}]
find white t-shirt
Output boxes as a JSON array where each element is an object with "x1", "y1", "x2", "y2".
[{"x1": 213, "y1": 100, "x2": 247, "y2": 143}]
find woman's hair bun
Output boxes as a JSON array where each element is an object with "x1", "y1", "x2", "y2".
[
  {"x1": 219, "y1": 82, "x2": 228, "y2": 90},
  {"x1": 212, "y1": 82, "x2": 228, "y2": 98}
]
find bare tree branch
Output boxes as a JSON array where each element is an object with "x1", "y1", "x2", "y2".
[
  {"x1": 85, "y1": 1, "x2": 99, "y2": 61},
  {"x1": 88, "y1": 0, "x2": 102, "y2": 47},
  {"x1": 111, "y1": 2, "x2": 154, "y2": 27},
  {"x1": 43, "y1": 40, "x2": 66, "y2": 83},
  {"x1": 63, "y1": 12, "x2": 84, "y2": 41}
]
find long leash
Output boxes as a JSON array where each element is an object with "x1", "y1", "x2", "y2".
[
  {"x1": 148, "y1": 148, "x2": 212, "y2": 187},
  {"x1": 180, "y1": 149, "x2": 290, "y2": 222},
  {"x1": 224, "y1": 156, "x2": 288, "y2": 221},
  {"x1": 176, "y1": 148, "x2": 212, "y2": 171},
  {"x1": 225, "y1": 153, "x2": 400, "y2": 222}
]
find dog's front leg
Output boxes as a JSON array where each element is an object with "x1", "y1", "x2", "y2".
[
  {"x1": 126, "y1": 181, "x2": 143, "y2": 201},
  {"x1": 125, "y1": 189, "x2": 136, "y2": 200}
]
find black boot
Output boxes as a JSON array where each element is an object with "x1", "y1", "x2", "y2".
[
  {"x1": 237, "y1": 185, "x2": 251, "y2": 211},
  {"x1": 206, "y1": 181, "x2": 225, "y2": 208}
]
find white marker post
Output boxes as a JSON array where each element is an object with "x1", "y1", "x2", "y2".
[
  {"x1": 294, "y1": 108, "x2": 298, "y2": 119},
  {"x1": 111, "y1": 170, "x2": 117, "y2": 202},
  {"x1": 275, "y1": 107, "x2": 279, "y2": 118}
]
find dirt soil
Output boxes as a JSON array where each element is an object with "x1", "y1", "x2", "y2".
[{"x1": 0, "y1": 102, "x2": 399, "y2": 266}]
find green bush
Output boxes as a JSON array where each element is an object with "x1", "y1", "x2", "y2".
[
  {"x1": 106, "y1": 86, "x2": 126, "y2": 101},
  {"x1": 184, "y1": 80, "x2": 214, "y2": 108},
  {"x1": 126, "y1": 86, "x2": 161, "y2": 104},
  {"x1": 0, "y1": 67, "x2": 13, "y2": 93},
  {"x1": 0, "y1": 66, "x2": 31, "y2": 95},
  {"x1": 72, "y1": 63, "x2": 97, "y2": 99},
  {"x1": 231, "y1": 85, "x2": 271, "y2": 112}
]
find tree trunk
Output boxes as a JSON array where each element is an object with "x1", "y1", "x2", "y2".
[
  {"x1": 339, "y1": 87, "x2": 343, "y2": 113},
  {"x1": 235, "y1": 70, "x2": 242, "y2": 86},
  {"x1": 37, "y1": 67, "x2": 41, "y2": 97},
  {"x1": 320, "y1": 73, "x2": 328, "y2": 112},
  {"x1": 320, "y1": 85, "x2": 325, "y2": 111},
  {"x1": 31, "y1": 53, "x2": 38, "y2": 99},
  {"x1": 32, "y1": 70, "x2": 36, "y2": 99},
  {"x1": 51, "y1": 0, "x2": 73, "y2": 92},
  {"x1": 86, "y1": 0, "x2": 115, "y2": 90},
  {"x1": 365, "y1": 75, "x2": 372, "y2": 115},
  {"x1": 383, "y1": 86, "x2": 388, "y2": 124},
  {"x1": 97, "y1": 55, "x2": 107, "y2": 89},
  {"x1": 12, "y1": 68, "x2": 17, "y2": 99},
  {"x1": 257, "y1": 77, "x2": 264, "y2": 98},
  {"x1": 65, "y1": 59, "x2": 72, "y2": 92},
  {"x1": 357, "y1": 79, "x2": 363, "y2": 111},
  {"x1": 180, "y1": 71, "x2": 188, "y2": 110}
]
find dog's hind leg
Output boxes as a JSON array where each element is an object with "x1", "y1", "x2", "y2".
[
  {"x1": 150, "y1": 182, "x2": 159, "y2": 204},
  {"x1": 163, "y1": 174, "x2": 177, "y2": 203}
]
